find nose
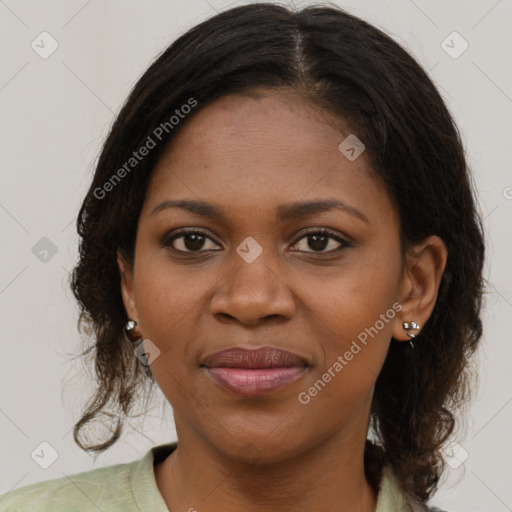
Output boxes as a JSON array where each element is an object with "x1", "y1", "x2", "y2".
[{"x1": 209, "y1": 248, "x2": 296, "y2": 326}]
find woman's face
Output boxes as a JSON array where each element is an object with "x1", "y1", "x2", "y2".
[{"x1": 119, "y1": 88, "x2": 421, "y2": 462}]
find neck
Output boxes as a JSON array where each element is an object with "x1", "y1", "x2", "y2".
[{"x1": 155, "y1": 420, "x2": 378, "y2": 512}]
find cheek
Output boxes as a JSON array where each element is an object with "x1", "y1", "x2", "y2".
[
  {"x1": 317, "y1": 252, "x2": 400, "y2": 323},
  {"x1": 131, "y1": 250, "x2": 220, "y2": 385},
  {"x1": 303, "y1": 250, "x2": 402, "y2": 379},
  {"x1": 295, "y1": 275, "x2": 399, "y2": 424},
  {"x1": 132, "y1": 266, "x2": 205, "y2": 407},
  {"x1": 134, "y1": 276, "x2": 202, "y2": 351}
]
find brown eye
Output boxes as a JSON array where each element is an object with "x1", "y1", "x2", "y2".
[
  {"x1": 289, "y1": 229, "x2": 352, "y2": 253},
  {"x1": 161, "y1": 229, "x2": 221, "y2": 253}
]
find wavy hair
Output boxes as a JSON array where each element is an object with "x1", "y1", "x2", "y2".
[{"x1": 70, "y1": 3, "x2": 485, "y2": 503}]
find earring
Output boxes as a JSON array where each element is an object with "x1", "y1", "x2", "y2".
[
  {"x1": 124, "y1": 318, "x2": 142, "y2": 343},
  {"x1": 402, "y1": 321, "x2": 421, "y2": 348}
]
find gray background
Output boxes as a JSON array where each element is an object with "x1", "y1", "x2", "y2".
[{"x1": 0, "y1": 1, "x2": 510, "y2": 511}]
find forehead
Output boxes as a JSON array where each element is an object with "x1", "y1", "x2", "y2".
[
  {"x1": 142, "y1": 88, "x2": 396, "y2": 228},
  {"x1": 160, "y1": 88, "x2": 355, "y2": 168}
]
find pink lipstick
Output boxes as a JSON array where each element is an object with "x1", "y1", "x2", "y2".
[{"x1": 202, "y1": 346, "x2": 308, "y2": 397}]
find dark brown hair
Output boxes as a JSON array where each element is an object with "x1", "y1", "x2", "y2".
[{"x1": 70, "y1": 3, "x2": 485, "y2": 504}]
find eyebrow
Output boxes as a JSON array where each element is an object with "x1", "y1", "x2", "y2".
[{"x1": 149, "y1": 198, "x2": 369, "y2": 223}]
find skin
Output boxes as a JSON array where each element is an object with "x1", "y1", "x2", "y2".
[{"x1": 118, "y1": 87, "x2": 447, "y2": 512}]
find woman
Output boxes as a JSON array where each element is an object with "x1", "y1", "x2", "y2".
[{"x1": 0, "y1": 3, "x2": 485, "y2": 511}]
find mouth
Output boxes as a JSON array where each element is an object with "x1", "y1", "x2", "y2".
[{"x1": 201, "y1": 346, "x2": 309, "y2": 397}]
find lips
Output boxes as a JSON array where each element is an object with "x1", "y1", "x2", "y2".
[
  {"x1": 202, "y1": 346, "x2": 308, "y2": 369},
  {"x1": 202, "y1": 347, "x2": 309, "y2": 397}
]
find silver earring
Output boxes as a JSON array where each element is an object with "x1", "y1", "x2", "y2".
[
  {"x1": 124, "y1": 318, "x2": 141, "y2": 343},
  {"x1": 402, "y1": 321, "x2": 421, "y2": 348}
]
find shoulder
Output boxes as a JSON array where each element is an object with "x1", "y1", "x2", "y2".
[
  {"x1": 0, "y1": 459, "x2": 137, "y2": 512},
  {"x1": 0, "y1": 443, "x2": 176, "y2": 512}
]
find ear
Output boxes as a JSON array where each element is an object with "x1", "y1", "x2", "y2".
[
  {"x1": 392, "y1": 235, "x2": 447, "y2": 341},
  {"x1": 117, "y1": 249, "x2": 139, "y2": 321}
]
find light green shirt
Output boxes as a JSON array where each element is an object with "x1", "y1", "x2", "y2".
[{"x1": 0, "y1": 442, "x2": 437, "y2": 511}]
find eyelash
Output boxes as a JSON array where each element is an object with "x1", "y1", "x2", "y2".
[{"x1": 160, "y1": 227, "x2": 353, "y2": 255}]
